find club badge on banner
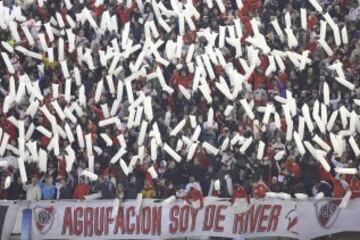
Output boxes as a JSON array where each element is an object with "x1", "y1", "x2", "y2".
[
  {"x1": 30, "y1": 198, "x2": 298, "y2": 239},
  {"x1": 297, "y1": 198, "x2": 360, "y2": 240}
]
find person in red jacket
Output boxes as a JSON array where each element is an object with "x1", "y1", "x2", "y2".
[
  {"x1": 116, "y1": 1, "x2": 136, "y2": 26},
  {"x1": 329, "y1": 174, "x2": 348, "y2": 198},
  {"x1": 171, "y1": 68, "x2": 193, "y2": 88},
  {"x1": 232, "y1": 183, "x2": 249, "y2": 204},
  {"x1": 252, "y1": 181, "x2": 270, "y2": 199},
  {"x1": 184, "y1": 187, "x2": 204, "y2": 209},
  {"x1": 73, "y1": 177, "x2": 91, "y2": 200}
]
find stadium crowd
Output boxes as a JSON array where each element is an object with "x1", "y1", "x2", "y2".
[{"x1": 0, "y1": 0, "x2": 360, "y2": 206}]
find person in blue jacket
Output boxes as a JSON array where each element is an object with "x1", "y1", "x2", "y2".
[{"x1": 39, "y1": 175, "x2": 57, "y2": 200}]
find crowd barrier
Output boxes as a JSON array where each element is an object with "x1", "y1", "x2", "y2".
[{"x1": 1, "y1": 197, "x2": 359, "y2": 240}]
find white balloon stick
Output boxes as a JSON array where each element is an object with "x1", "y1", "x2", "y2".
[
  {"x1": 47, "y1": 47, "x2": 54, "y2": 62},
  {"x1": 143, "y1": 97, "x2": 153, "y2": 121},
  {"x1": 323, "y1": 82, "x2": 330, "y2": 105},
  {"x1": 320, "y1": 20, "x2": 327, "y2": 40},
  {"x1": 219, "y1": 26, "x2": 226, "y2": 48},
  {"x1": 1, "y1": 41, "x2": 13, "y2": 53},
  {"x1": 64, "y1": 78, "x2": 72, "y2": 103},
  {"x1": 302, "y1": 104, "x2": 314, "y2": 132},
  {"x1": 207, "y1": 107, "x2": 214, "y2": 128},
  {"x1": 318, "y1": 39, "x2": 333, "y2": 56},
  {"x1": 137, "y1": 121, "x2": 148, "y2": 146},
  {"x1": 0, "y1": 132, "x2": 10, "y2": 157},
  {"x1": 330, "y1": 133, "x2": 342, "y2": 156},
  {"x1": 85, "y1": 133, "x2": 93, "y2": 158},
  {"x1": 214, "y1": 179, "x2": 221, "y2": 191},
  {"x1": 1, "y1": 52, "x2": 15, "y2": 74},
  {"x1": 257, "y1": 141, "x2": 265, "y2": 160},
  {"x1": 314, "y1": 115, "x2": 326, "y2": 134},
  {"x1": 9, "y1": 22, "x2": 21, "y2": 42},
  {"x1": 21, "y1": 25, "x2": 35, "y2": 45},
  {"x1": 240, "y1": 99, "x2": 255, "y2": 120},
  {"x1": 285, "y1": 12, "x2": 292, "y2": 29},
  {"x1": 335, "y1": 168, "x2": 358, "y2": 175},
  {"x1": 339, "y1": 106, "x2": 349, "y2": 128},
  {"x1": 187, "y1": 142, "x2": 199, "y2": 160},
  {"x1": 163, "y1": 195, "x2": 176, "y2": 205},
  {"x1": 293, "y1": 131, "x2": 306, "y2": 155},
  {"x1": 114, "y1": 134, "x2": 126, "y2": 150},
  {"x1": 326, "y1": 110, "x2": 338, "y2": 131},
  {"x1": 240, "y1": 137, "x2": 253, "y2": 154},
  {"x1": 221, "y1": 138, "x2": 229, "y2": 152},
  {"x1": 135, "y1": 193, "x2": 143, "y2": 215},
  {"x1": 18, "y1": 158, "x2": 27, "y2": 183},
  {"x1": 110, "y1": 148, "x2": 127, "y2": 164},
  {"x1": 224, "y1": 105, "x2": 234, "y2": 117},
  {"x1": 164, "y1": 143, "x2": 182, "y2": 162},
  {"x1": 339, "y1": 191, "x2": 352, "y2": 209},
  {"x1": 215, "y1": 82, "x2": 234, "y2": 100},
  {"x1": 274, "y1": 112, "x2": 281, "y2": 129},
  {"x1": 262, "y1": 104, "x2": 273, "y2": 124},
  {"x1": 349, "y1": 136, "x2": 360, "y2": 157},
  {"x1": 81, "y1": 170, "x2": 98, "y2": 181},
  {"x1": 148, "y1": 166, "x2": 158, "y2": 179},
  {"x1": 120, "y1": 159, "x2": 129, "y2": 176},
  {"x1": 150, "y1": 138, "x2": 158, "y2": 161},
  {"x1": 84, "y1": 192, "x2": 102, "y2": 200},
  {"x1": 285, "y1": 28, "x2": 299, "y2": 48},
  {"x1": 170, "y1": 119, "x2": 186, "y2": 137},
  {"x1": 25, "y1": 123, "x2": 35, "y2": 141},
  {"x1": 274, "y1": 150, "x2": 286, "y2": 161},
  {"x1": 349, "y1": 111, "x2": 358, "y2": 133},
  {"x1": 271, "y1": 19, "x2": 285, "y2": 42},
  {"x1": 63, "y1": 107, "x2": 77, "y2": 124},
  {"x1": 198, "y1": 85, "x2": 212, "y2": 103},
  {"x1": 300, "y1": 8, "x2": 307, "y2": 30},
  {"x1": 44, "y1": 22, "x2": 54, "y2": 42},
  {"x1": 202, "y1": 141, "x2": 219, "y2": 155},
  {"x1": 313, "y1": 135, "x2": 331, "y2": 152},
  {"x1": 341, "y1": 26, "x2": 348, "y2": 45},
  {"x1": 333, "y1": 25, "x2": 341, "y2": 46},
  {"x1": 286, "y1": 121, "x2": 293, "y2": 142},
  {"x1": 64, "y1": 123, "x2": 74, "y2": 143},
  {"x1": 215, "y1": 0, "x2": 226, "y2": 12},
  {"x1": 335, "y1": 77, "x2": 355, "y2": 90},
  {"x1": 191, "y1": 125, "x2": 202, "y2": 142},
  {"x1": 111, "y1": 198, "x2": 120, "y2": 219},
  {"x1": 36, "y1": 126, "x2": 52, "y2": 138},
  {"x1": 56, "y1": 12, "x2": 65, "y2": 28},
  {"x1": 178, "y1": 85, "x2": 191, "y2": 100},
  {"x1": 309, "y1": 0, "x2": 323, "y2": 12}
]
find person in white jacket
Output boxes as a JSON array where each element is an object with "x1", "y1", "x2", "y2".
[{"x1": 23, "y1": 176, "x2": 41, "y2": 201}]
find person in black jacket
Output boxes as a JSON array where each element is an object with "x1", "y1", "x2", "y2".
[
  {"x1": 58, "y1": 178, "x2": 73, "y2": 200},
  {"x1": 164, "y1": 160, "x2": 181, "y2": 187},
  {"x1": 125, "y1": 175, "x2": 139, "y2": 199},
  {"x1": 93, "y1": 175, "x2": 116, "y2": 199},
  {"x1": 7, "y1": 176, "x2": 26, "y2": 200}
]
